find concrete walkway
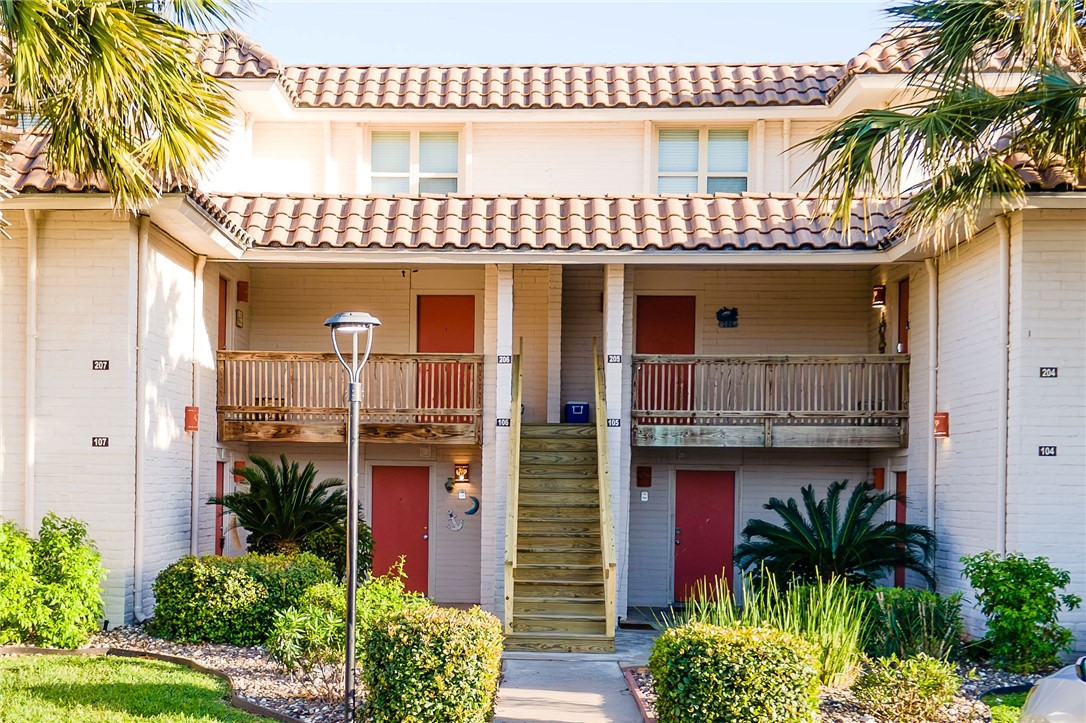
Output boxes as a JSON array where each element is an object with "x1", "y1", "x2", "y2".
[{"x1": 493, "y1": 630, "x2": 656, "y2": 723}]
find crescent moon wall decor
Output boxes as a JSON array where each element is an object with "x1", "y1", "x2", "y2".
[{"x1": 465, "y1": 496, "x2": 480, "y2": 515}]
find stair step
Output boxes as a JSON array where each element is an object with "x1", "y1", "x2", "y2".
[
  {"x1": 504, "y1": 632, "x2": 614, "y2": 654},
  {"x1": 518, "y1": 535, "x2": 601, "y2": 552},
  {"x1": 518, "y1": 520, "x2": 600, "y2": 535},
  {"x1": 519, "y1": 451, "x2": 598, "y2": 466},
  {"x1": 518, "y1": 507, "x2": 600, "y2": 521},
  {"x1": 515, "y1": 565, "x2": 604, "y2": 583},
  {"x1": 519, "y1": 491, "x2": 599, "y2": 507},
  {"x1": 511, "y1": 615, "x2": 607, "y2": 635},
  {"x1": 518, "y1": 550, "x2": 601, "y2": 566},
  {"x1": 519, "y1": 465, "x2": 597, "y2": 478},
  {"x1": 514, "y1": 597, "x2": 606, "y2": 616},
  {"x1": 519, "y1": 437, "x2": 598, "y2": 452},
  {"x1": 521, "y1": 424, "x2": 595, "y2": 439},
  {"x1": 519, "y1": 477, "x2": 600, "y2": 493},
  {"x1": 515, "y1": 581, "x2": 605, "y2": 598}
]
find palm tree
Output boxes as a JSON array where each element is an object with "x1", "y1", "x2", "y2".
[
  {"x1": 209, "y1": 454, "x2": 348, "y2": 555},
  {"x1": 0, "y1": 0, "x2": 245, "y2": 210},
  {"x1": 733, "y1": 480, "x2": 938, "y2": 588},
  {"x1": 806, "y1": 0, "x2": 1085, "y2": 247}
]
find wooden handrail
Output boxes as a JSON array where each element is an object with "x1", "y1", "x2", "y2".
[
  {"x1": 502, "y1": 340, "x2": 524, "y2": 635},
  {"x1": 593, "y1": 339, "x2": 617, "y2": 639}
]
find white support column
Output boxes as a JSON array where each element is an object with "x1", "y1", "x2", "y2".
[
  {"x1": 546, "y1": 265, "x2": 563, "y2": 423},
  {"x1": 480, "y1": 264, "x2": 514, "y2": 617},
  {"x1": 602, "y1": 264, "x2": 633, "y2": 620}
]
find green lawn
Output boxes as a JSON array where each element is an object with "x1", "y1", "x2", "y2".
[
  {"x1": 981, "y1": 691, "x2": 1028, "y2": 723},
  {"x1": 0, "y1": 655, "x2": 267, "y2": 722}
]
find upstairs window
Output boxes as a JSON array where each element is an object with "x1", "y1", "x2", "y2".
[
  {"x1": 657, "y1": 128, "x2": 748, "y2": 194},
  {"x1": 371, "y1": 130, "x2": 459, "y2": 194}
]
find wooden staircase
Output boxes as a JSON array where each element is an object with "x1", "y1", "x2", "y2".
[
  {"x1": 505, "y1": 423, "x2": 613, "y2": 653},
  {"x1": 503, "y1": 342, "x2": 617, "y2": 654}
]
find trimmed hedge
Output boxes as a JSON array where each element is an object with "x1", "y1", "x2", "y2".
[
  {"x1": 151, "y1": 553, "x2": 333, "y2": 645},
  {"x1": 649, "y1": 623, "x2": 820, "y2": 723},
  {"x1": 0, "y1": 514, "x2": 105, "y2": 648},
  {"x1": 853, "y1": 653, "x2": 959, "y2": 723},
  {"x1": 863, "y1": 587, "x2": 964, "y2": 660},
  {"x1": 362, "y1": 606, "x2": 502, "y2": 723}
]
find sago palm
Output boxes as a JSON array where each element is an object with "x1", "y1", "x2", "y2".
[
  {"x1": 209, "y1": 454, "x2": 347, "y2": 555},
  {"x1": 0, "y1": 0, "x2": 246, "y2": 210},
  {"x1": 733, "y1": 480, "x2": 937, "y2": 588},
  {"x1": 806, "y1": 0, "x2": 1086, "y2": 247}
]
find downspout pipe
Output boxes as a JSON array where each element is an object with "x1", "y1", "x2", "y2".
[
  {"x1": 24, "y1": 210, "x2": 39, "y2": 530},
  {"x1": 191, "y1": 255, "x2": 207, "y2": 555},
  {"x1": 924, "y1": 258, "x2": 938, "y2": 537},
  {"x1": 134, "y1": 216, "x2": 150, "y2": 621},
  {"x1": 995, "y1": 216, "x2": 1011, "y2": 555}
]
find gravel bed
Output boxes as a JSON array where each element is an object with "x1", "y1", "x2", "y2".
[
  {"x1": 628, "y1": 663, "x2": 1042, "y2": 723},
  {"x1": 90, "y1": 625, "x2": 346, "y2": 723}
]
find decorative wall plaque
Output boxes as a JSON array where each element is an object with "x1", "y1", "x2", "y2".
[{"x1": 716, "y1": 306, "x2": 739, "y2": 328}]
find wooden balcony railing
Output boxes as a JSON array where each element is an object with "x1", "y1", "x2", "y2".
[
  {"x1": 217, "y1": 351, "x2": 483, "y2": 444},
  {"x1": 632, "y1": 354, "x2": 909, "y2": 448}
]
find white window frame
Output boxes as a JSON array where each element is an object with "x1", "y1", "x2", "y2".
[
  {"x1": 368, "y1": 128, "x2": 461, "y2": 194},
  {"x1": 656, "y1": 127, "x2": 750, "y2": 194}
]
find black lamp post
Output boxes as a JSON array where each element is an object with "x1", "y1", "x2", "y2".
[{"x1": 325, "y1": 311, "x2": 380, "y2": 722}]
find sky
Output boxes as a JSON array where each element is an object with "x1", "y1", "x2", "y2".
[{"x1": 238, "y1": 1, "x2": 896, "y2": 66}]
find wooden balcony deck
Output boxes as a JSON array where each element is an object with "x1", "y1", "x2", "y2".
[
  {"x1": 217, "y1": 351, "x2": 483, "y2": 444},
  {"x1": 632, "y1": 354, "x2": 909, "y2": 448}
]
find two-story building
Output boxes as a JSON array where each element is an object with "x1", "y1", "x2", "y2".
[{"x1": 1, "y1": 30, "x2": 1082, "y2": 653}]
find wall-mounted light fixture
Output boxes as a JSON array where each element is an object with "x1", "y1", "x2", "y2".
[
  {"x1": 445, "y1": 464, "x2": 470, "y2": 493},
  {"x1": 871, "y1": 285, "x2": 887, "y2": 308},
  {"x1": 933, "y1": 412, "x2": 950, "y2": 438}
]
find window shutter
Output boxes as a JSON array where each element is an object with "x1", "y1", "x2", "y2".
[
  {"x1": 371, "y1": 131, "x2": 410, "y2": 173},
  {"x1": 419, "y1": 132, "x2": 459, "y2": 174},
  {"x1": 707, "y1": 130, "x2": 748, "y2": 173},
  {"x1": 658, "y1": 129, "x2": 698, "y2": 173}
]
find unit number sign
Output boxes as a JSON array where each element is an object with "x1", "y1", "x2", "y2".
[
  {"x1": 1038, "y1": 446, "x2": 1057, "y2": 457},
  {"x1": 92, "y1": 437, "x2": 109, "y2": 448}
]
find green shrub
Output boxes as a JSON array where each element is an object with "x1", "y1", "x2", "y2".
[
  {"x1": 666, "y1": 572, "x2": 866, "y2": 687},
  {"x1": 300, "y1": 513, "x2": 373, "y2": 579},
  {"x1": 151, "y1": 553, "x2": 334, "y2": 645},
  {"x1": 853, "y1": 653, "x2": 959, "y2": 723},
  {"x1": 649, "y1": 623, "x2": 820, "y2": 723},
  {"x1": 266, "y1": 562, "x2": 429, "y2": 701},
  {"x1": 981, "y1": 691, "x2": 1028, "y2": 723},
  {"x1": 362, "y1": 606, "x2": 502, "y2": 723},
  {"x1": 961, "y1": 551, "x2": 1082, "y2": 672},
  {"x1": 0, "y1": 514, "x2": 104, "y2": 648},
  {"x1": 863, "y1": 587, "x2": 964, "y2": 660}
]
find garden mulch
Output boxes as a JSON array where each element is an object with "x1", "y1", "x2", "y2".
[
  {"x1": 626, "y1": 663, "x2": 1043, "y2": 723},
  {"x1": 89, "y1": 625, "x2": 342, "y2": 723}
]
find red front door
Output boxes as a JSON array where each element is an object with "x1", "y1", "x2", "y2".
[
  {"x1": 417, "y1": 295, "x2": 475, "y2": 422},
  {"x1": 674, "y1": 470, "x2": 735, "y2": 601},
  {"x1": 371, "y1": 466, "x2": 430, "y2": 595},
  {"x1": 636, "y1": 296, "x2": 696, "y2": 424}
]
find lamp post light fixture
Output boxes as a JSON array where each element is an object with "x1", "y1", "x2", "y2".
[{"x1": 324, "y1": 311, "x2": 381, "y2": 722}]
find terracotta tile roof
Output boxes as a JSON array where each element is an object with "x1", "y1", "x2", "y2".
[
  {"x1": 198, "y1": 30, "x2": 281, "y2": 79},
  {"x1": 207, "y1": 193, "x2": 895, "y2": 252},
  {"x1": 9, "y1": 133, "x2": 110, "y2": 193},
  {"x1": 277, "y1": 62, "x2": 846, "y2": 109},
  {"x1": 198, "y1": 29, "x2": 1026, "y2": 111}
]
